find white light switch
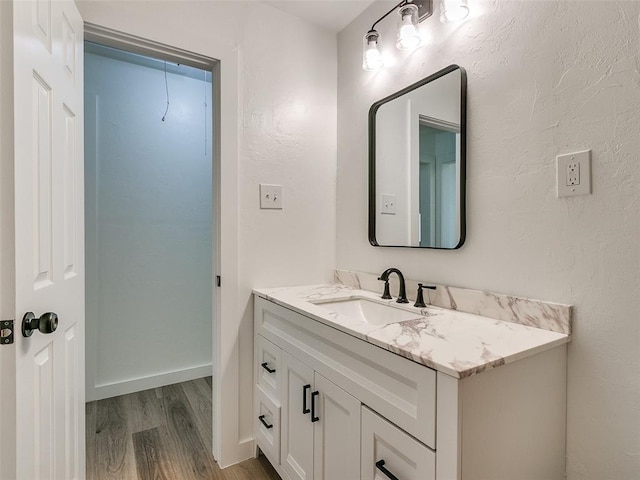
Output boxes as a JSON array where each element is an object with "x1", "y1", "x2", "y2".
[
  {"x1": 556, "y1": 150, "x2": 591, "y2": 198},
  {"x1": 381, "y1": 193, "x2": 396, "y2": 215},
  {"x1": 260, "y1": 184, "x2": 283, "y2": 209}
]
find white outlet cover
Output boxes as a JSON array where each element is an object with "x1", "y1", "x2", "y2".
[
  {"x1": 556, "y1": 150, "x2": 591, "y2": 198},
  {"x1": 260, "y1": 184, "x2": 283, "y2": 209},
  {"x1": 381, "y1": 193, "x2": 396, "y2": 215}
]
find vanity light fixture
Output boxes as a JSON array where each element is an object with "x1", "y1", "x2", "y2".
[
  {"x1": 362, "y1": 0, "x2": 433, "y2": 71},
  {"x1": 362, "y1": 0, "x2": 470, "y2": 71}
]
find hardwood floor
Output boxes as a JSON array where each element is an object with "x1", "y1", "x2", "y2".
[{"x1": 86, "y1": 377, "x2": 281, "y2": 480}]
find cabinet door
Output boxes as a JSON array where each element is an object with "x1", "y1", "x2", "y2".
[
  {"x1": 361, "y1": 406, "x2": 435, "y2": 480},
  {"x1": 281, "y1": 351, "x2": 315, "y2": 480},
  {"x1": 313, "y1": 373, "x2": 361, "y2": 480}
]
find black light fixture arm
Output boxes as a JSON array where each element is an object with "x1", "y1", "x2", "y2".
[{"x1": 370, "y1": 0, "x2": 409, "y2": 32}]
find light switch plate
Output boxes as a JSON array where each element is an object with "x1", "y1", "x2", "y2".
[
  {"x1": 556, "y1": 150, "x2": 591, "y2": 198},
  {"x1": 381, "y1": 193, "x2": 396, "y2": 215},
  {"x1": 260, "y1": 184, "x2": 283, "y2": 209}
]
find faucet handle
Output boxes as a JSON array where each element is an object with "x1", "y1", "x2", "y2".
[
  {"x1": 414, "y1": 283, "x2": 426, "y2": 308},
  {"x1": 414, "y1": 283, "x2": 436, "y2": 308},
  {"x1": 378, "y1": 277, "x2": 392, "y2": 300}
]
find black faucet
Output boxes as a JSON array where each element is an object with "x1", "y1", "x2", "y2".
[
  {"x1": 378, "y1": 268, "x2": 409, "y2": 303},
  {"x1": 414, "y1": 283, "x2": 437, "y2": 308}
]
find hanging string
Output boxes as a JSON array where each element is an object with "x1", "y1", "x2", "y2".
[{"x1": 161, "y1": 60, "x2": 170, "y2": 121}]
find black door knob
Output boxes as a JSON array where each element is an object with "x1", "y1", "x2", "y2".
[{"x1": 22, "y1": 312, "x2": 58, "y2": 337}]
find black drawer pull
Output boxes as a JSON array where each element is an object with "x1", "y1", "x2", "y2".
[
  {"x1": 261, "y1": 362, "x2": 276, "y2": 374},
  {"x1": 376, "y1": 460, "x2": 399, "y2": 480},
  {"x1": 258, "y1": 415, "x2": 273, "y2": 429},
  {"x1": 302, "y1": 384, "x2": 311, "y2": 414},
  {"x1": 311, "y1": 391, "x2": 320, "y2": 422}
]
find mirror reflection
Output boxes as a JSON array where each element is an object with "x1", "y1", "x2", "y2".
[{"x1": 369, "y1": 65, "x2": 466, "y2": 249}]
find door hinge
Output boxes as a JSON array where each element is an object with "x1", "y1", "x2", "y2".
[
  {"x1": 1, "y1": 320, "x2": 15, "y2": 345},
  {"x1": 216, "y1": 275, "x2": 221, "y2": 287}
]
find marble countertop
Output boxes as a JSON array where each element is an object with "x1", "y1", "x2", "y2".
[{"x1": 253, "y1": 283, "x2": 570, "y2": 379}]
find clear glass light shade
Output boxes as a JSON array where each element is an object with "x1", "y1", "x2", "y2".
[
  {"x1": 362, "y1": 31, "x2": 384, "y2": 71},
  {"x1": 396, "y1": 4, "x2": 421, "y2": 50},
  {"x1": 440, "y1": 0, "x2": 469, "y2": 22}
]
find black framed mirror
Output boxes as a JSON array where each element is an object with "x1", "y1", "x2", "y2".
[{"x1": 369, "y1": 65, "x2": 466, "y2": 249}]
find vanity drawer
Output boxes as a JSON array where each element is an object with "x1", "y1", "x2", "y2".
[
  {"x1": 361, "y1": 406, "x2": 435, "y2": 480},
  {"x1": 255, "y1": 385, "x2": 281, "y2": 466},
  {"x1": 257, "y1": 335, "x2": 282, "y2": 402}
]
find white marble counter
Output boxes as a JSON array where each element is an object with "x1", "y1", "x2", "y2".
[{"x1": 253, "y1": 283, "x2": 570, "y2": 379}]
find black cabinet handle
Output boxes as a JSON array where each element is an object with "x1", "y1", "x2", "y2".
[
  {"x1": 302, "y1": 384, "x2": 311, "y2": 414},
  {"x1": 311, "y1": 391, "x2": 320, "y2": 422},
  {"x1": 261, "y1": 362, "x2": 276, "y2": 374},
  {"x1": 375, "y1": 460, "x2": 399, "y2": 480},
  {"x1": 258, "y1": 415, "x2": 273, "y2": 429}
]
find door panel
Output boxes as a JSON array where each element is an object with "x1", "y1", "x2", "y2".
[
  {"x1": 13, "y1": 0, "x2": 85, "y2": 478},
  {"x1": 62, "y1": 105, "x2": 78, "y2": 279},
  {"x1": 281, "y1": 351, "x2": 314, "y2": 480},
  {"x1": 313, "y1": 373, "x2": 360, "y2": 480},
  {"x1": 32, "y1": 73, "x2": 54, "y2": 288}
]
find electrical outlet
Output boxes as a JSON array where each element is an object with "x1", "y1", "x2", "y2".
[
  {"x1": 381, "y1": 193, "x2": 396, "y2": 215},
  {"x1": 259, "y1": 184, "x2": 283, "y2": 209},
  {"x1": 557, "y1": 150, "x2": 591, "y2": 198},
  {"x1": 566, "y1": 162, "x2": 580, "y2": 186}
]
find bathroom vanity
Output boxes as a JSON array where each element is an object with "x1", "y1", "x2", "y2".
[{"x1": 253, "y1": 277, "x2": 571, "y2": 480}]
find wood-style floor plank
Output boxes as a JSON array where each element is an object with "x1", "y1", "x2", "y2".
[
  {"x1": 86, "y1": 377, "x2": 281, "y2": 480},
  {"x1": 93, "y1": 395, "x2": 138, "y2": 479},
  {"x1": 132, "y1": 427, "x2": 179, "y2": 480},
  {"x1": 161, "y1": 382, "x2": 221, "y2": 479},
  {"x1": 181, "y1": 377, "x2": 213, "y2": 451},
  {"x1": 126, "y1": 387, "x2": 165, "y2": 434}
]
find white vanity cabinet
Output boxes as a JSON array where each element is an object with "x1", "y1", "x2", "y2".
[
  {"x1": 253, "y1": 295, "x2": 567, "y2": 480},
  {"x1": 256, "y1": 336, "x2": 363, "y2": 480}
]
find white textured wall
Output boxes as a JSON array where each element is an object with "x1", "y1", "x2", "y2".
[
  {"x1": 77, "y1": 0, "x2": 336, "y2": 465},
  {"x1": 337, "y1": 1, "x2": 640, "y2": 478},
  {"x1": 84, "y1": 47, "x2": 213, "y2": 397}
]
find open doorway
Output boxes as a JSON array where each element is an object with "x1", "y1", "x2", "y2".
[{"x1": 84, "y1": 41, "x2": 214, "y2": 402}]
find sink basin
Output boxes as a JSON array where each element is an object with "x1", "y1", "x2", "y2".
[{"x1": 314, "y1": 298, "x2": 419, "y2": 326}]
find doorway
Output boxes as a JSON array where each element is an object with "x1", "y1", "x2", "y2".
[
  {"x1": 418, "y1": 121, "x2": 459, "y2": 248},
  {"x1": 84, "y1": 42, "x2": 214, "y2": 401}
]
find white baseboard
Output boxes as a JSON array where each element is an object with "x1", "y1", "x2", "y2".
[{"x1": 87, "y1": 363, "x2": 213, "y2": 401}]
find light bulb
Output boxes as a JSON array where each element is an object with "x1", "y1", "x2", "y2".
[
  {"x1": 362, "y1": 30, "x2": 383, "y2": 71},
  {"x1": 396, "y1": 5, "x2": 421, "y2": 50},
  {"x1": 440, "y1": 0, "x2": 469, "y2": 22}
]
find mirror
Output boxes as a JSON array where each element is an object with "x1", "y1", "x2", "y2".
[{"x1": 369, "y1": 65, "x2": 466, "y2": 249}]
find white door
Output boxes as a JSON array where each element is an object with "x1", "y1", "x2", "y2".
[
  {"x1": 281, "y1": 351, "x2": 315, "y2": 480},
  {"x1": 13, "y1": 0, "x2": 85, "y2": 478},
  {"x1": 313, "y1": 373, "x2": 361, "y2": 480}
]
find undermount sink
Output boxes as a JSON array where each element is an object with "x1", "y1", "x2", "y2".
[{"x1": 314, "y1": 297, "x2": 419, "y2": 327}]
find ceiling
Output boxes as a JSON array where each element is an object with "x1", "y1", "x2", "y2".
[{"x1": 265, "y1": 0, "x2": 377, "y2": 32}]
